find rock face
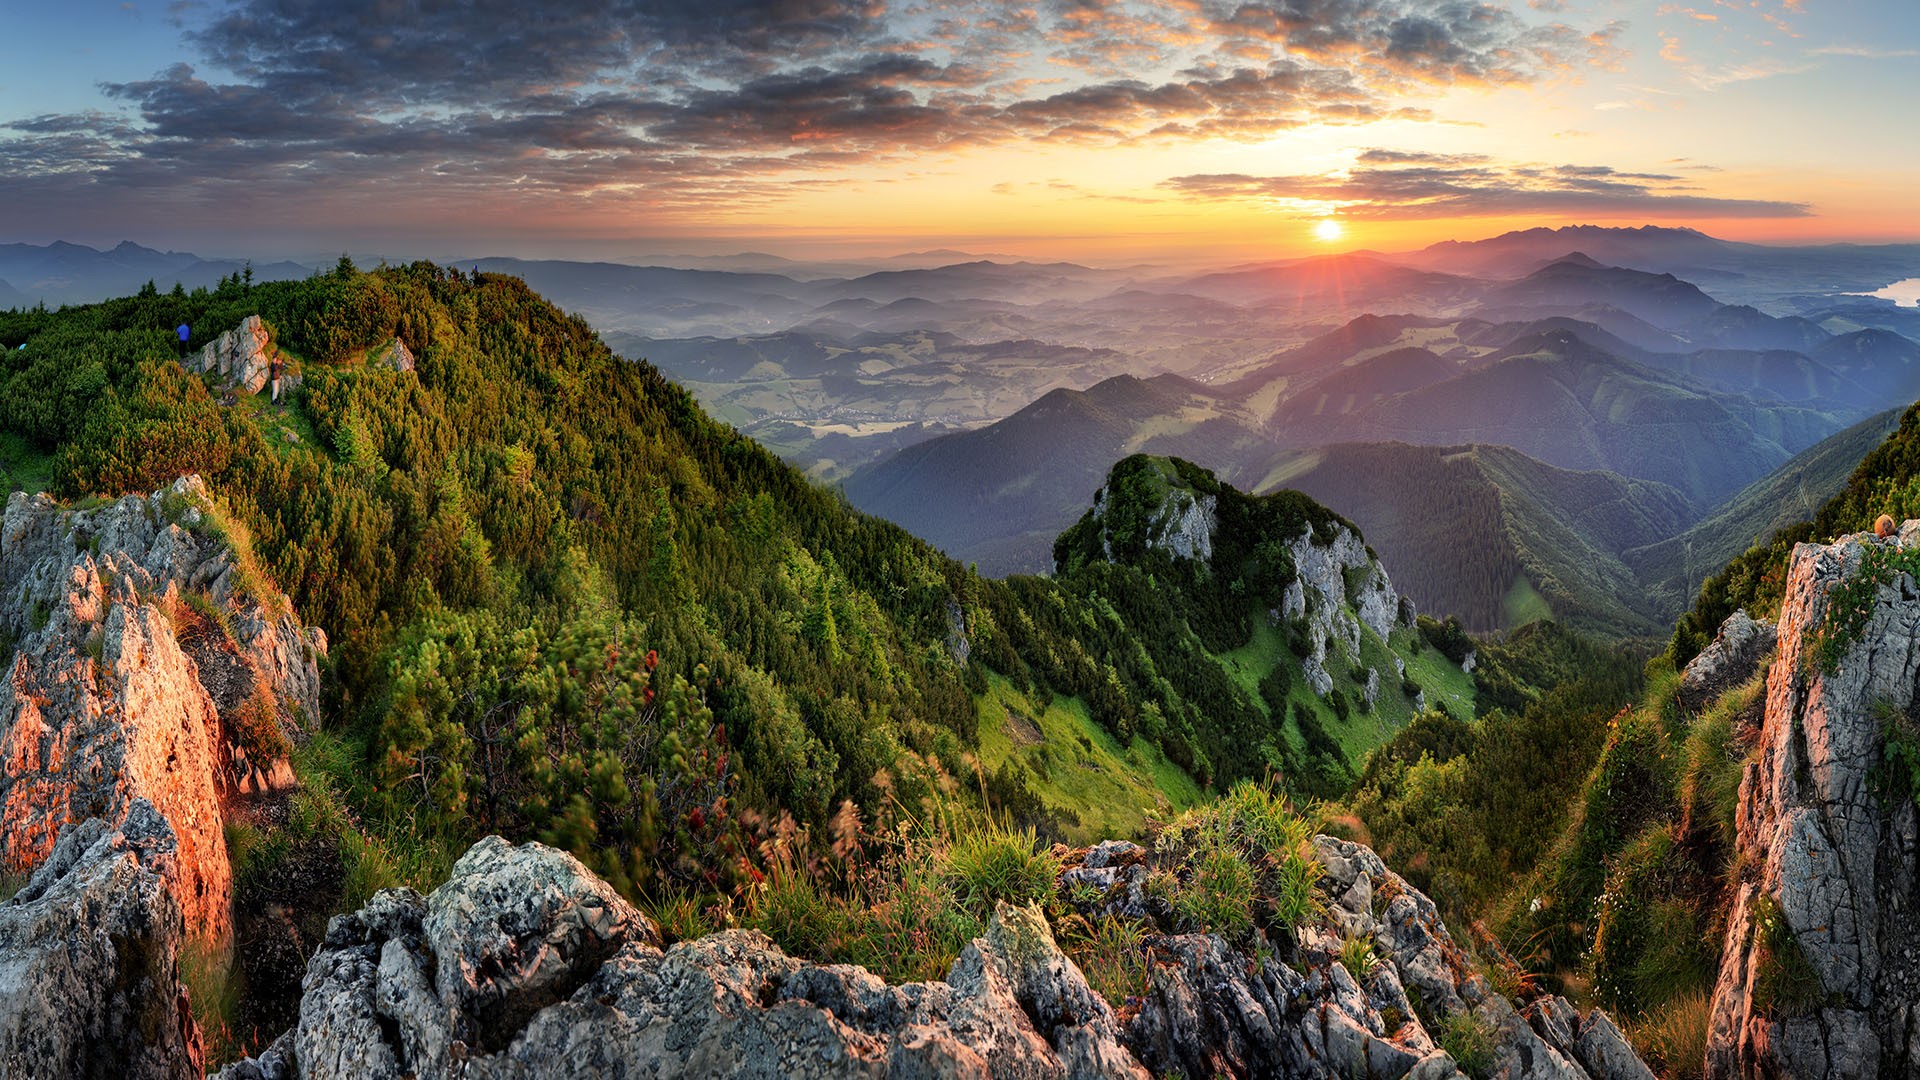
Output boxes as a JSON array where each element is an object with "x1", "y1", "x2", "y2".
[
  {"x1": 187, "y1": 315, "x2": 279, "y2": 395},
  {"x1": 1677, "y1": 608, "x2": 1775, "y2": 710},
  {"x1": 0, "y1": 799, "x2": 204, "y2": 1079},
  {"x1": 227, "y1": 831, "x2": 1655, "y2": 1080},
  {"x1": 0, "y1": 476, "x2": 325, "y2": 941},
  {"x1": 376, "y1": 337, "x2": 415, "y2": 373},
  {"x1": 1705, "y1": 526, "x2": 1920, "y2": 1079},
  {"x1": 221, "y1": 838, "x2": 1149, "y2": 1079},
  {"x1": 1281, "y1": 524, "x2": 1417, "y2": 700}
]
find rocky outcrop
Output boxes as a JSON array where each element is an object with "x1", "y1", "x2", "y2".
[
  {"x1": 1083, "y1": 483, "x2": 1217, "y2": 563},
  {"x1": 376, "y1": 338, "x2": 415, "y2": 373},
  {"x1": 1677, "y1": 608, "x2": 1774, "y2": 710},
  {"x1": 226, "y1": 830, "x2": 1656, "y2": 1080},
  {"x1": 0, "y1": 476, "x2": 325, "y2": 942},
  {"x1": 1705, "y1": 526, "x2": 1920, "y2": 1079},
  {"x1": 186, "y1": 315, "x2": 279, "y2": 395},
  {"x1": 221, "y1": 837, "x2": 1150, "y2": 1079},
  {"x1": 0, "y1": 799, "x2": 203, "y2": 1079}
]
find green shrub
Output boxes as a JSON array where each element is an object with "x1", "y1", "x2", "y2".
[
  {"x1": 1175, "y1": 844, "x2": 1255, "y2": 938},
  {"x1": 1877, "y1": 698, "x2": 1920, "y2": 808},
  {"x1": 943, "y1": 824, "x2": 1061, "y2": 918},
  {"x1": 1438, "y1": 1010, "x2": 1496, "y2": 1079},
  {"x1": 1805, "y1": 543, "x2": 1920, "y2": 675},
  {"x1": 1590, "y1": 827, "x2": 1716, "y2": 1014}
]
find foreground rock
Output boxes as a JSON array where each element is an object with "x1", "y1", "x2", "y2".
[
  {"x1": 0, "y1": 476, "x2": 325, "y2": 941},
  {"x1": 223, "y1": 830, "x2": 1655, "y2": 1080},
  {"x1": 0, "y1": 800, "x2": 203, "y2": 1078},
  {"x1": 221, "y1": 837, "x2": 1147, "y2": 1079},
  {"x1": 1706, "y1": 525, "x2": 1920, "y2": 1079}
]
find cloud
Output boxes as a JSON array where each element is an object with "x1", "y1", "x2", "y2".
[
  {"x1": 0, "y1": 0, "x2": 1624, "y2": 230},
  {"x1": 1161, "y1": 153, "x2": 1812, "y2": 218},
  {"x1": 1809, "y1": 44, "x2": 1920, "y2": 59}
]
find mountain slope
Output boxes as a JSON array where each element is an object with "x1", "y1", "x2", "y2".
[
  {"x1": 1278, "y1": 327, "x2": 1839, "y2": 506},
  {"x1": 1627, "y1": 406, "x2": 1904, "y2": 615},
  {"x1": 1255, "y1": 442, "x2": 1692, "y2": 637}
]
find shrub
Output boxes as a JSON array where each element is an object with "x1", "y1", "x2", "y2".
[
  {"x1": 1438, "y1": 1009, "x2": 1496, "y2": 1079},
  {"x1": 942, "y1": 824, "x2": 1060, "y2": 919},
  {"x1": 1749, "y1": 894, "x2": 1822, "y2": 1018},
  {"x1": 1175, "y1": 843, "x2": 1255, "y2": 938}
]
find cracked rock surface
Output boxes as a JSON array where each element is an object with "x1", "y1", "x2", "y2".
[
  {"x1": 223, "y1": 831, "x2": 1656, "y2": 1079},
  {"x1": 1706, "y1": 526, "x2": 1920, "y2": 1079},
  {"x1": 0, "y1": 476, "x2": 324, "y2": 943},
  {"x1": 0, "y1": 800, "x2": 203, "y2": 1079}
]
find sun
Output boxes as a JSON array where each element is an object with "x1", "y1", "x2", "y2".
[{"x1": 1313, "y1": 218, "x2": 1345, "y2": 243}]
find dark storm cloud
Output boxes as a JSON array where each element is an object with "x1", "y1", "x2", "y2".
[
  {"x1": 1163, "y1": 156, "x2": 1811, "y2": 217},
  {"x1": 0, "y1": 0, "x2": 1628, "y2": 226}
]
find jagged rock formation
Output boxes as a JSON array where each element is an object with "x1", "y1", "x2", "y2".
[
  {"x1": 375, "y1": 337, "x2": 416, "y2": 373},
  {"x1": 221, "y1": 837, "x2": 1148, "y2": 1079},
  {"x1": 1060, "y1": 455, "x2": 1423, "y2": 705},
  {"x1": 1705, "y1": 525, "x2": 1920, "y2": 1079},
  {"x1": 1280, "y1": 524, "x2": 1416, "y2": 697},
  {"x1": 1677, "y1": 608, "x2": 1774, "y2": 710},
  {"x1": 185, "y1": 315, "x2": 286, "y2": 396},
  {"x1": 0, "y1": 799, "x2": 204, "y2": 1078},
  {"x1": 221, "y1": 831, "x2": 1655, "y2": 1080},
  {"x1": 0, "y1": 476, "x2": 325, "y2": 941}
]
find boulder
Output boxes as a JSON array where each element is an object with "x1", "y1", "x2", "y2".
[
  {"x1": 1677, "y1": 609, "x2": 1775, "y2": 710},
  {"x1": 223, "y1": 839, "x2": 1148, "y2": 1079},
  {"x1": 194, "y1": 315, "x2": 276, "y2": 395},
  {"x1": 376, "y1": 338, "x2": 415, "y2": 373},
  {"x1": 0, "y1": 800, "x2": 203, "y2": 1079}
]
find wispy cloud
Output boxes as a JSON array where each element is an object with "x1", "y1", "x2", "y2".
[{"x1": 1162, "y1": 151, "x2": 1811, "y2": 218}]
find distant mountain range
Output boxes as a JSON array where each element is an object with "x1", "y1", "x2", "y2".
[
  {"x1": 0, "y1": 240, "x2": 313, "y2": 307},
  {"x1": 844, "y1": 252, "x2": 1920, "y2": 635}
]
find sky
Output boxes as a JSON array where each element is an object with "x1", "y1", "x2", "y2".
[{"x1": 0, "y1": 0, "x2": 1915, "y2": 263}]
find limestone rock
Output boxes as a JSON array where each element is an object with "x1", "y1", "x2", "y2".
[
  {"x1": 1677, "y1": 608, "x2": 1775, "y2": 710},
  {"x1": 0, "y1": 476, "x2": 325, "y2": 942},
  {"x1": 226, "y1": 838, "x2": 1149, "y2": 1079},
  {"x1": 224, "y1": 822, "x2": 1660, "y2": 1080},
  {"x1": 0, "y1": 800, "x2": 203, "y2": 1079},
  {"x1": 191, "y1": 315, "x2": 276, "y2": 394},
  {"x1": 1705, "y1": 525, "x2": 1920, "y2": 1079},
  {"x1": 376, "y1": 338, "x2": 415, "y2": 373}
]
